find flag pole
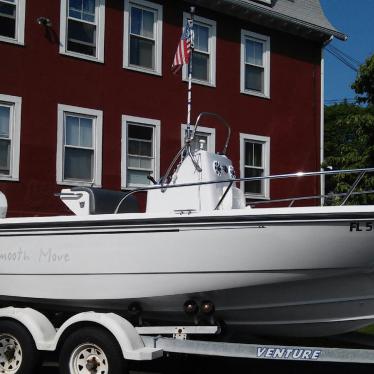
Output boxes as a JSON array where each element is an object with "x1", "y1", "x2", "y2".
[{"x1": 186, "y1": 6, "x2": 195, "y2": 142}]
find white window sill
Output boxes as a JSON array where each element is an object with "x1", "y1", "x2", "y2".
[
  {"x1": 122, "y1": 184, "x2": 153, "y2": 190},
  {"x1": 0, "y1": 175, "x2": 19, "y2": 182},
  {"x1": 58, "y1": 180, "x2": 101, "y2": 188},
  {"x1": 0, "y1": 36, "x2": 24, "y2": 46},
  {"x1": 60, "y1": 50, "x2": 104, "y2": 64},
  {"x1": 240, "y1": 89, "x2": 270, "y2": 99},
  {"x1": 124, "y1": 64, "x2": 162, "y2": 77},
  {"x1": 245, "y1": 194, "x2": 270, "y2": 200},
  {"x1": 183, "y1": 77, "x2": 216, "y2": 88}
]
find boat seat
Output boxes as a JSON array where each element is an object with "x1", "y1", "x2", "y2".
[{"x1": 71, "y1": 187, "x2": 139, "y2": 214}]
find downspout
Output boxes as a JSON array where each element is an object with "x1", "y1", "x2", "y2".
[{"x1": 320, "y1": 35, "x2": 334, "y2": 206}]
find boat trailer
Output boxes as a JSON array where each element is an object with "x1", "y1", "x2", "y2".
[{"x1": 2, "y1": 307, "x2": 374, "y2": 374}]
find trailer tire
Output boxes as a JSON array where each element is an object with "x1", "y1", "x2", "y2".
[
  {"x1": 0, "y1": 320, "x2": 40, "y2": 374},
  {"x1": 59, "y1": 326, "x2": 127, "y2": 374}
]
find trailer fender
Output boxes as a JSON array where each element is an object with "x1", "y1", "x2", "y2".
[
  {"x1": 0, "y1": 307, "x2": 56, "y2": 350},
  {"x1": 54, "y1": 312, "x2": 162, "y2": 360}
]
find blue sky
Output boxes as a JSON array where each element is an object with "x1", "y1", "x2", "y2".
[{"x1": 320, "y1": 0, "x2": 374, "y2": 104}]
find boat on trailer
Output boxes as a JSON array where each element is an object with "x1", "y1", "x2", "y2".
[{"x1": 1, "y1": 112, "x2": 374, "y2": 338}]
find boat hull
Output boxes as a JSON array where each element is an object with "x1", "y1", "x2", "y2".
[{"x1": 1, "y1": 207, "x2": 374, "y2": 337}]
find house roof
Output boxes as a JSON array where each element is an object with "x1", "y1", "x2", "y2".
[{"x1": 187, "y1": 0, "x2": 347, "y2": 42}]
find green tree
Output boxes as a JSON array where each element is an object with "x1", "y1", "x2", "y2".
[
  {"x1": 352, "y1": 54, "x2": 374, "y2": 105},
  {"x1": 323, "y1": 53, "x2": 374, "y2": 205}
]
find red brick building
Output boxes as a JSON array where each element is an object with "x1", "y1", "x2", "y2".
[{"x1": 0, "y1": 0, "x2": 345, "y2": 216}]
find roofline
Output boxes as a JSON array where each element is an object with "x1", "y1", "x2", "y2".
[{"x1": 224, "y1": 0, "x2": 348, "y2": 41}]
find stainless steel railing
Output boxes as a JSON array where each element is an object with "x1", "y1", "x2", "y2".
[{"x1": 114, "y1": 167, "x2": 374, "y2": 213}]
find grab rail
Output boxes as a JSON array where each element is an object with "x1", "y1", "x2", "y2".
[
  {"x1": 160, "y1": 112, "x2": 232, "y2": 192},
  {"x1": 191, "y1": 112, "x2": 231, "y2": 155},
  {"x1": 114, "y1": 167, "x2": 374, "y2": 213}
]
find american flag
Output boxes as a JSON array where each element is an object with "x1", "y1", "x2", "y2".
[{"x1": 172, "y1": 20, "x2": 193, "y2": 73}]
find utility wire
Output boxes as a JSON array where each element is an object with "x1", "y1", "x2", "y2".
[
  {"x1": 324, "y1": 98, "x2": 356, "y2": 104},
  {"x1": 325, "y1": 45, "x2": 359, "y2": 73},
  {"x1": 328, "y1": 45, "x2": 362, "y2": 66}
]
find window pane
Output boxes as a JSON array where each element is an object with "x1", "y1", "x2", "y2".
[
  {"x1": 128, "y1": 124, "x2": 153, "y2": 140},
  {"x1": 0, "y1": 139, "x2": 10, "y2": 175},
  {"x1": 245, "y1": 65, "x2": 264, "y2": 92},
  {"x1": 80, "y1": 118, "x2": 93, "y2": 147},
  {"x1": 244, "y1": 167, "x2": 263, "y2": 194},
  {"x1": 190, "y1": 133, "x2": 208, "y2": 152},
  {"x1": 82, "y1": 0, "x2": 95, "y2": 21},
  {"x1": 0, "y1": 3, "x2": 16, "y2": 16},
  {"x1": 128, "y1": 139, "x2": 139, "y2": 155},
  {"x1": 140, "y1": 157, "x2": 152, "y2": 169},
  {"x1": 130, "y1": 36, "x2": 154, "y2": 69},
  {"x1": 128, "y1": 156, "x2": 153, "y2": 170},
  {"x1": 192, "y1": 52, "x2": 209, "y2": 81},
  {"x1": 68, "y1": 19, "x2": 96, "y2": 56},
  {"x1": 68, "y1": 19, "x2": 96, "y2": 44},
  {"x1": 139, "y1": 141, "x2": 152, "y2": 156},
  {"x1": 195, "y1": 24, "x2": 209, "y2": 52},
  {"x1": 69, "y1": 0, "x2": 95, "y2": 22},
  {"x1": 65, "y1": 116, "x2": 80, "y2": 146},
  {"x1": 142, "y1": 9, "x2": 154, "y2": 38},
  {"x1": 128, "y1": 139, "x2": 152, "y2": 157},
  {"x1": 0, "y1": 106, "x2": 10, "y2": 137},
  {"x1": 130, "y1": 6, "x2": 142, "y2": 35},
  {"x1": 245, "y1": 142, "x2": 253, "y2": 166},
  {"x1": 64, "y1": 147, "x2": 93, "y2": 180},
  {"x1": 0, "y1": 14, "x2": 15, "y2": 38},
  {"x1": 128, "y1": 169, "x2": 152, "y2": 185},
  {"x1": 128, "y1": 155, "x2": 140, "y2": 168},
  {"x1": 253, "y1": 143, "x2": 262, "y2": 167},
  {"x1": 254, "y1": 42, "x2": 263, "y2": 65},
  {"x1": 246, "y1": 39, "x2": 263, "y2": 66}
]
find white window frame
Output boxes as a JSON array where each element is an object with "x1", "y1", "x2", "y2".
[
  {"x1": 57, "y1": 104, "x2": 103, "y2": 187},
  {"x1": 182, "y1": 13, "x2": 216, "y2": 87},
  {"x1": 180, "y1": 124, "x2": 215, "y2": 152},
  {"x1": 121, "y1": 115, "x2": 160, "y2": 189},
  {"x1": 59, "y1": 0, "x2": 106, "y2": 63},
  {"x1": 240, "y1": 29, "x2": 270, "y2": 98},
  {"x1": 240, "y1": 133, "x2": 270, "y2": 200},
  {"x1": 0, "y1": 0, "x2": 26, "y2": 45},
  {"x1": 123, "y1": 0, "x2": 163, "y2": 76},
  {"x1": 0, "y1": 94, "x2": 21, "y2": 181}
]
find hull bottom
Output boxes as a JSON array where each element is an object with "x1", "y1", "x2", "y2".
[{"x1": 2, "y1": 272, "x2": 374, "y2": 338}]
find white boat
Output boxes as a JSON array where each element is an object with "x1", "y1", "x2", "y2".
[{"x1": 1, "y1": 112, "x2": 374, "y2": 338}]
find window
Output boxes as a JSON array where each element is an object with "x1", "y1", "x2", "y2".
[
  {"x1": 57, "y1": 104, "x2": 102, "y2": 186},
  {"x1": 123, "y1": 0, "x2": 163, "y2": 75},
  {"x1": 241, "y1": 30, "x2": 270, "y2": 98},
  {"x1": 0, "y1": 94, "x2": 21, "y2": 181},
  {"x1": 60, "y1": 0, "x2": 106, "y2": 62},
  {"x1": 122, "y1": 115, "x2": 160, "y2": 188},
  {"x1": 182, "y1": 13, "x2": 216, "y2": 86},
  {"x1": 240, "y1": 133, "x2": 270, "y2": 199},
  {"x1": 181, "y1": 124, "x2": 215, "y2": 153},
  {"x1": 0, "y1": 0, "x2": 25, "y2": 45}
]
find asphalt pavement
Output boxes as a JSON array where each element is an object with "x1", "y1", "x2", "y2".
[{"x1": 38, "y1": 356, "x2": 374, "y2": 374}]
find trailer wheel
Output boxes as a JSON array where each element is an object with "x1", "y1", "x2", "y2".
[
  {"x1": 0, "y1": 320, "x2": 40, "y2": 374},
  {"x1": 59, "y1": 326, "x2": 127, "y2": 374}
]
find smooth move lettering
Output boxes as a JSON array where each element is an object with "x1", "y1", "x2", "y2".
[
  {"x1": 0, "y1": 249, "x2": 30, "y2": 262},
  {"x1": 39, "y1": 249, "x2": 70, "y2": 263}
]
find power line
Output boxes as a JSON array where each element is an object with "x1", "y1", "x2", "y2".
[
  {"x1": 324, "y1": 98, "x2": 357, "y2": 104},
  {"x1": 325, "y1": 45, "x2": 359, "y2": 73},
  {"x1": 328, "y1": 45, "x2": 362, "y2": 66}
]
